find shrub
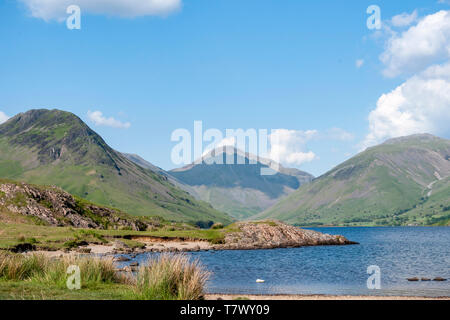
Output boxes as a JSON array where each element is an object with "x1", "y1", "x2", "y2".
[
  {"x1": 211, "y1": 223, "x2": 224, "y2": 230},
  {"x1": 195, "y1": 221, "x2": 214, "y2": 229}
]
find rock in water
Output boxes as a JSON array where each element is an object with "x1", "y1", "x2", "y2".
[
  {"x1": 433, "y1": 277, "x2": 447, "y2": 282},
  {"x1": 407, "y1": 277, "x2": 420, "y2": 282},
  {"x1": 219, "y1": 220, "x2": 357, "y2": 250}
]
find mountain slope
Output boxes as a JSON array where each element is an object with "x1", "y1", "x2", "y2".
[
  {"x1": 168, "y1": 147, "x2": 314, "y2": 219},
  {"x1": 255, "y1": 134, "x2": 450, "y2": 226},
  {"x1": 0, "y1": 179, "x2": 155, "y2": 230},
  {"x1": 0, "y1": 109, "x2": 232, "y2": 225},
  {"x1": 121, "y1": 153, "x2": 200, "y2": 197}
]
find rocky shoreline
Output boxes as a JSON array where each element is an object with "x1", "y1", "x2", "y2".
[
  {"x1": 205, "y1": 294, "x2": 450, "y2": 301},
  {"x1": 113, "y1": 221, "x2": 356, "y2": 254},
  {"x1": 32, "y1": 221, "x2": 357, "y2": 256}
]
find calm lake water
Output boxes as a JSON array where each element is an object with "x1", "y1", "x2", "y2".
[{"x1": 128, "y1": 227, "x2": 450, "y2": 297}]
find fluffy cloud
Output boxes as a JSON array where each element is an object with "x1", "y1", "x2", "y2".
[
  {"x1": 0, "y1": 111, "x2": 10, "y2": 124},
  {"x1": 268, "y1": 129, "x2": 318, "y2": 166},
  {"x1": 326, "y1": 128, "x2": 355, "y2": 141},
  {"x1": 390, "y1": 10, "x2": 418, "y2": 27},
  {"x1": 355, "y1": 59, "x2": 364, "y2": 68},
  {"x1": 363, "y1": 62, "x2": 450, "y2": 148},
  {"x1": 19, "y1": 0, "x2": 181, "y2": 21},
  {"x1": 381, "y1": 10, "x2": 450, "y2": 77},
  {"x1": 363, "y1": 10, "x2": 450, "y2": 148},
  {"x1": 87, "y1": 110, "x2": 131, "y2": 129}
]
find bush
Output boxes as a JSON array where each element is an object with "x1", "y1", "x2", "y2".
[
  {"x1": 195, "y1": 221, "x2": 214, "y2": 229},
  {"x1": 133, "y1": 254, "x2": 210, "y2": 300}
]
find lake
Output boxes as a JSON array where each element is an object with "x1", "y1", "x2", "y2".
[{"x1": 130, "y1": 227, "x2": 450, "y2": 297}]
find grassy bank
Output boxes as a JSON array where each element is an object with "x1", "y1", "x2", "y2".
[
  {"x1": 0, "y1": 221, "x2": 241, "y2": 252},
  {"x1": 0, "y1": 252, "x2": 209, "y2": 300}
]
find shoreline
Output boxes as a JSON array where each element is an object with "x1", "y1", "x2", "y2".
[
  {"x1": 18, "y1": 250, "x2": 450, "y2": 301},
  {"x1": 205, "y1": 294, "x2": 450, "y2": 300}
]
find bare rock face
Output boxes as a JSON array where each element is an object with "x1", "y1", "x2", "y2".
[
  {"x1": 220, "y1": 221, "x2": 357, "y2": 250},
  {"x1": 0, "y1": 182, "x2": 151, "y2": 231}
]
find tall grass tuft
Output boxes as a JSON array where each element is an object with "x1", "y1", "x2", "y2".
[
  {"x1": 0, "y1": 251, "x2": 48, "y2": 280},
  {"x1": 0, "y1": 252, "x2": 209, "y2": 300},
  {"x1": 0, "y1": 251, "x2": 124, "y2": 288},
  {"x1": 134, "y1": 254, "x2": 210, "y2": 300},
  {"x1": 35, "y1": 255, "x2": 123, "y2": 287}
]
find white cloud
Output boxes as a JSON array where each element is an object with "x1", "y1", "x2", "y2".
[
  {"x1": 362, "y1": 62, "x2": 450, "y2": 148},
  {"x1": 390, "y1": 10, "x2": 418, "y2": 27},
  {"x1": 201, "y1": 136, "x2": 237, "y2": 157},
  {"x1": 381, "y1": 10, "x2": 450, "y2": 77},
  {"x1": 200, "y1": 128, "x2": 352, "y2": 167},
  {"x1": 268, "y1": 129, "x2": 318, "y2": 166},
  {"x1": 19, "y1": 0, "x2": 181, "y2": 21},
  {"x1": 0, "y1": 111, "x2": 10, "y2": 124},
  {"x1": 355, "y1": 59, "x2": 364, "y2": 68},
  {"x1": 326, "y1": 128, "x2": 355, "y2": 141},
  {"x1": 87, "y1": 110, "x2": 131, "y2": 129}
]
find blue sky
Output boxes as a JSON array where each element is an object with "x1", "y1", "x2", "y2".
[{"x1": 1, "y1": 0, "x2": 450, "y2": 176}]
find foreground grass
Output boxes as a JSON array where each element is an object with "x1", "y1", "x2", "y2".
[
  {"x1": 135, "y1": 254, "x2": 209, "y2": 300},
  {"x1": 0, "y1": 252, "x2": 209, "y2": 300},
  {"x1": 0, "y1": 281, "x2": 131, "y2": 300}
]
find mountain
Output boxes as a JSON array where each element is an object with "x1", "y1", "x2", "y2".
[
  {"x1": 0, "y1": 109, "x2": 232, "y2": 225},
  {"x1": 255, "y1": 134, "x2": 450, "y2": 226},
  {"x1": 121, "y1": 153, "x2": 200, "y2": 197},
  {"x1": 168, "y1": 147, "x2": 314, "y2": 219}
]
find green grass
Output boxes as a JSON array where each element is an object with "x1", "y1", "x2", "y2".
[
  {"x1": 253, "y1": 221, "x2": 278, "y2": 227},
  {"x1": 0, "y1": 252, "x2": 122, "y2": 286},
  {"x1": 0, "y1": 252, "x2": 208, "y2": 300},
  {"x1": 0, "y1": 281, "x2": 131, "y2": 300},
  {"x1": 0, "y1": 219, "x2": 244, "y2": 251}
]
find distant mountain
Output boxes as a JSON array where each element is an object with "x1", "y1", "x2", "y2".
[
  {"x1": 168, "y1": 147, "x2": 314, "y2": 219},
  {"x1": 255, "y1": 134, "x2": 450, "y2": 226},
  {"x1": 0, "y1": 109, "x2": 232, "y2": 225}
]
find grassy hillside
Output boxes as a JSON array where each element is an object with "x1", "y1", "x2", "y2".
[
  {"x1": 255, "y1": 134, "x2": 450, "y2": 226},
  {"x1": 0, "y1": 109, "x2": 232, "y2": 225}
]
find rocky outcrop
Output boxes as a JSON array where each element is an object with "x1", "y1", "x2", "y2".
[
  {"x1": 111, "y1": 221, "x2": 357, "y2": 253},
  {"x1": 0, "y1": 181, "x2": 152, "y2": 231},
  {"x1": 219, "y1": 221, "x2": 357, "y2": 250}
]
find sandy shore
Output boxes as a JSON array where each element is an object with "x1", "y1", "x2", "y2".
[
  {"x1": 28, "y1": 240, "x2": 214, "y2": 258},
  {"x1": 206, "y1": 294, "x2": 450, "y2": 300},
  {"x1": 132, "y1": 238, "x2": 213, "y2": 251}
]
